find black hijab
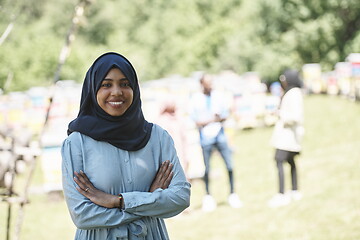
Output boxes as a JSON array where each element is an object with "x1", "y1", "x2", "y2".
[
  {"x1": 280, "y1": 69, "x2": 303, "y2": 93},
  {"x1": 68, "y1": 52, "x2": 153, "y2": 151}
]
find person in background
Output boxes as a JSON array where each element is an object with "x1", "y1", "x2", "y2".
[
  {"x1": 61, "y1": 52, "x2": 190, "y2": 239},
  {"x1": 155, "y1": 96, "x2": 190, "y2": 180},
  {"x1": 190, "y1": 74, "x2": 242, "y2": 212},
  {"x1": 268, "y1": 69, "x2": 304, "y2": 208}
]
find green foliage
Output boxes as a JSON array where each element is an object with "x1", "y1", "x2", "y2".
[
  {"x1": 259, "y1": 0, "x2": 360, "y2": 73},
  {"x1": 0, "y1": 0, "x2": 359, "y2": 91},
  {"x1": 0, "y1": 33, "x2": 60, "y2": 91}
]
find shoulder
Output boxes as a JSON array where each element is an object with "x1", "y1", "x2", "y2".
[
  {"x1": 62, "y1": 132, "x2": 96, "y2": 149},
  {"x1": 151, "y1": 124, "x2": 170, "y2": 138},
  {"x1": 147, "y1": 124, "x2": 177, "y2": 154},
  {"x1": 283, "y1": 88, "x2": 303, "y2": 99},
  {"x1": 63, "y1": 132, "x2": 79, "y2": 145},
  {"x1": 149, "y1": 124, "x2": 174, "y2": 144},
  {"x1": 64, "y1": 132, "x2": 84, "y2": 144},
  {"x1": 287, "y1": 87, "x2": 302, "y2": 95}
]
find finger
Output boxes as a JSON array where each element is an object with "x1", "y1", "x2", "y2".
[
  {"x1": 76, "y1": 186, "x2": 90, "y2": 198},
  {"x1": 74, "y1": 177, "x2": 88, "y2": 192},
  {"x1": 165, "y1": 162, "x2": 173, "y2": 174},
  {"x1": 74, "y1": 172, "x2": 91, "y2": 192},
  {"x1": 163, "y1": 171, "x2": 174, "y2": 189},
  {"x1": 74, "y1": 171, "x2": 86, "y2": 183},
  {"x1": 74, "y1": 172, "x2": 86, "y2": 188},
  {"x1": 162, "y1": 163, "x2": 173, "y2": 183},
  {"x1": 159, "y1": 160, "x2": 169, "y2": 172},
  {"x1": 76, "y1": 171, "x2": 93, "y2": 188},
  {"x1": 162, "y1": 163, "x2": 173, "y2": 181},
  {"x1": 155, "y1": 160, "x2": 169, "y2": 182},
  {"x1": 79, "y1": 170, "x2": 91, "y2": 183}
]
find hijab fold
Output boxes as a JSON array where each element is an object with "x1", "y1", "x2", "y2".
[{"x1": 68, "y1": 52, "x2": 153, "y2": 151}]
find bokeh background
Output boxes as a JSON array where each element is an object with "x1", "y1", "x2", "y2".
[{"x1": 0, "y1": 0, "x2": 359, "y2": 239}]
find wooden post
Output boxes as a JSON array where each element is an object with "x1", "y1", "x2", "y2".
[
  {"x1": 5, "y1": 137, "x2": 17, "y2": 240},
  {"x1": 7, "y1": 1, "x2": 93, "y2": 239},
  {"x1": 53, "y1": 0, "x2": 93, "y2": 83},
  {"x1": 0, "y1": 22, "x2": 14, "y2": 46},
  {"x1": 13, "y1": 145, "x2": 41, "y2": 240}
]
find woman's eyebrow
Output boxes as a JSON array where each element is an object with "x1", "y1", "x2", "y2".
[{"x1": 102, "y1": 77, "x2": 128, "y2": 81}]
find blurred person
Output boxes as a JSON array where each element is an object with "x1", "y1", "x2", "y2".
[
  {"x1": 269, "y1": 81, "x2": 283, "y2": 98},
  {"x1": 268, "y1": 69, "x2": 304, "y2": 208},
  {"x1": 190, "y1": 74, "x2": 243, "y2": 212},
  {"x1": 155, "y1": 96, "x2": 190, "y2": 180},
  {"x1": 61, "y1": 52, "x2": 190, "y2": 240}
]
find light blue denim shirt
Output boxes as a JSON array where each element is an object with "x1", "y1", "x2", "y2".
[
  {"x1": 190, "y1": 91, "x2": 229, "y2": 146},
  {"x1": 61, "y1": 124, "x2": 191, "y2": 240}
]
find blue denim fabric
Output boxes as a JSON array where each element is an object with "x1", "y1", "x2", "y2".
[{"x1": 200, "y1": 127, "x2": 233, "y2": 174}]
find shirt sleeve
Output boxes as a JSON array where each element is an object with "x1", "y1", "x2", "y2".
[
  {"x1": 189, "y1": 94, "x2": 200, "y2": 122},
  {"x1": 121, "y1": 127, "x2": 191, "y2": 218},
  {"x1": 61, "y1": 137, "x2": 142, "y2": 230}
]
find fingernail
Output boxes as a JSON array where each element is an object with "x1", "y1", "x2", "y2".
[{"x1": 80, "y1": 170, "x2": 84, "y2": 173}]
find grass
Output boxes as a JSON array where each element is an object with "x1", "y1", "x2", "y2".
[{"x1": 1, "y1": 95, "x2": 360, "y2": 240}]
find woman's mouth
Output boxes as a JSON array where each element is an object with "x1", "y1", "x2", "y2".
[{"x1": 108, "y1": 101, "x2": 124, "y2": 106}]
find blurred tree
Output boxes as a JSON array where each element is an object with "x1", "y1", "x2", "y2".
[
  {"x1": 0, "y1": 0, "x2": 359, "y2": 91},
  {"x1": 258, "y1": 0, "x2": 360, "y2": 73},
  {"x1": 0, "y1": 0, "x2": 46, "y2": 45}
]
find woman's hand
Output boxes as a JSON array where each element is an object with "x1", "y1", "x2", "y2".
[
  {"x1": 149, "y1": 160, "x2": 174, "y2": 192},
  {"x1": 74, "y1": 171, "x2": 120, "y2": 208}
]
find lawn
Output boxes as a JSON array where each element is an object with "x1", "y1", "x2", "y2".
[{"x1": 1, "y1": 95, "x2": 359, "y2": 240}]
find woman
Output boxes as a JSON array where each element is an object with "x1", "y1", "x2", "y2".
[
  {"x1": 61, "y1": 52, "x2": 191, "y2": 239},
  {"x1": 155, "y1": 96, "x2": 189, "y2": 180},
  {"x1": 268, "y1": 69, "x2": 304, "y2": 208}
]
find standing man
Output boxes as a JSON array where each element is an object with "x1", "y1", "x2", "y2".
[{"x1": 191, "y1": 74, "x2": 242, "y2": 212}]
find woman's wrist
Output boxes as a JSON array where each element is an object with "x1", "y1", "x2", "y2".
[{"x1": 118, "y1": 194, "x2": 124, "y2": 209}]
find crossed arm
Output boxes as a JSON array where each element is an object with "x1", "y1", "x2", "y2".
[
  {"x1": 73, "y1": 160, "x2": 174, "y2": 209},
  {"x1": 196, "y1": 113, "x2": 226, "y2": 128}
]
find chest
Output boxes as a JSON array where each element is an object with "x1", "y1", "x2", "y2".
[{"x1": 81, "y1": 141, "x2": 160, "y2": 192}]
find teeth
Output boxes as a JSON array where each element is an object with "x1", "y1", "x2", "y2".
[{"x1": 109, "y1": 101, "x2": 123, "y2": 105}]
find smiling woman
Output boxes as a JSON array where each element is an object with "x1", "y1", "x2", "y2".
[
  {"x1": 96, "y1": 68, "x2": 134, "y2": 117},
  {"x1": 61, "y1": 52, "x2": 191, "y2": 240}
]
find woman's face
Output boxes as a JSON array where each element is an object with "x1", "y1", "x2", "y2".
[
  {"x1": 96, "y1": 68, "x2": 134, "y2": 116},
  {"x1": 279, "y1": 74, "x2": 288, "y2": 90}
]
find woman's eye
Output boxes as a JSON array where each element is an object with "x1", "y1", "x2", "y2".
[
  {"x1": 120, "y1": 82, "x2": 130, "y2": 87},
  {"x1": 101, "y1": 83, "x2": 111, "y2": 87}
]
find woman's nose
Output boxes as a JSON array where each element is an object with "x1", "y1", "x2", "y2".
[{"x1": 111, "y1": 86, "x2": 123, "y2": 96}]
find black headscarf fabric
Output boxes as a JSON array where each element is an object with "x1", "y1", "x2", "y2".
[
  {"x1": 68, "y1": 52, "x2": 153, "y2": 151},
  {"x1": 281, "y1": 69, "x2": 303, "y2": 93}
]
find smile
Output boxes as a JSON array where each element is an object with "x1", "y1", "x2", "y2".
[{"x1": 108, "y1": 101, "x2": 124, "y2": 105}]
